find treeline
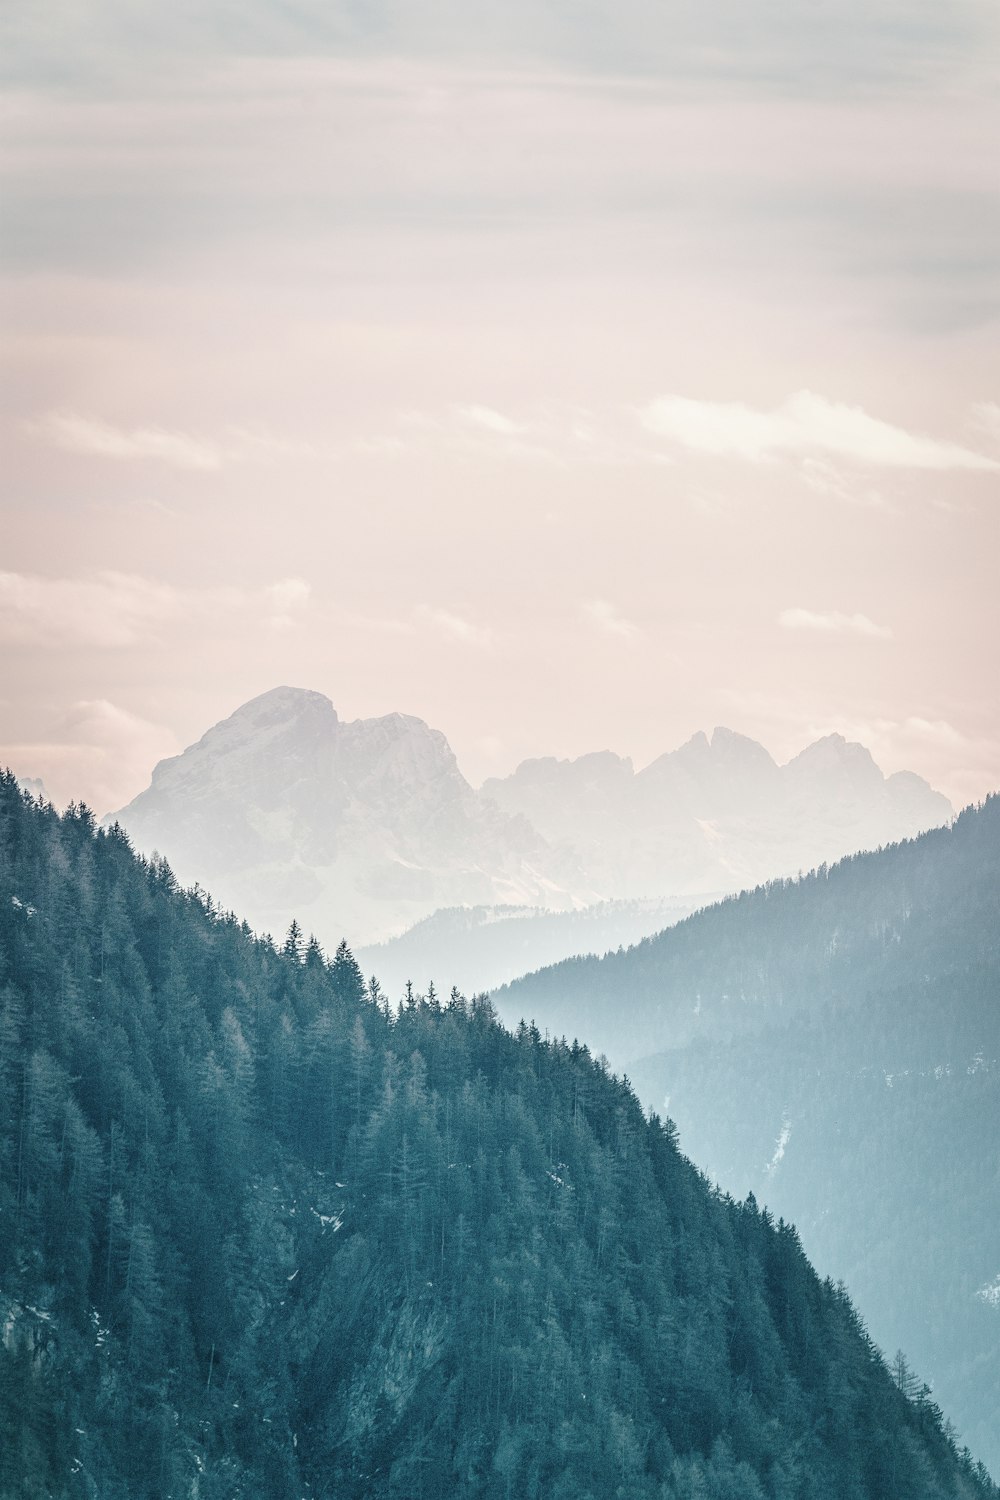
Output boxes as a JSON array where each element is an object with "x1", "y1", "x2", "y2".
[
  {"x1": 496, "y1": 798, "x2": 1000, "y2": 1062},
  {"x1": 0, "y1": 772, "x2": 994, "y2": 1498},
  {"x1": 495, "y1": 797, "x2": 1000, "y2": 1472}
]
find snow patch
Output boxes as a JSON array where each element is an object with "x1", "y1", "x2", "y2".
[
  {"x1": 765, "y1": 1116, "x2": 791, "y2": 1175},
  {"x1": 311, "y1": 1207, "x2": 344, "y2": 1232},
  {"x1": 977, "y1": 1275, "x2": 1000, "y2": 1309}
]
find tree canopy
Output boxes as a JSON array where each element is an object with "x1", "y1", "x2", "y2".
[{"x1": 0, "y1": 772, "x2": 994, "y2": 1499}]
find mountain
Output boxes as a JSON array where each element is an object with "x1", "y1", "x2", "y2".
[
  {"x1": 109, "y1": 688, "x2": 952, "y2": 963},
  {"x1": 483, "y1": 726, "x2": 953, "y2": 902},
  {"x1": 355, "y1": 896, "x2": 702, "y2": 1000},
  {"x1": 495, "y1": 798, "x2": 1000, "y2": 1472},
  {"x1": 109, "y1": 686, "x2": 583, "y2": 946},
  {"x1": 1, "y1": 771, "x2": 994, "y2": 1498}
]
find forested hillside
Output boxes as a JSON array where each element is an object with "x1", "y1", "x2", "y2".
[
  {"x1": 1, "y1": 773, "x2": 994, "y2": 1499},
  {"x1": 498, "y1": 798, "x2": 1000, "y2": 1471}
]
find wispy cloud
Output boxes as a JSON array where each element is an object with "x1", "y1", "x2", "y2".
[
  {"x1": 264, "y1": 577, "x2": 311, "y2": 631},
  {"x1": 897, "y1": 716, "x2": 967, "y2": 748},
  {"x1": 0, "y1": 699, "x2": 180, "y2": 817},
  {"x1": 640, "y1": 391, "x2": 999, "y2": 471},
  {"x1": 5, "y1": 1, "x2": 995, "y2": 97},
  {"x1": 417, "y1": 605, "x2": 494, "y2": 649},
  {"x1": 0, "y1": 571, "x2": 180, "y2": 647},
  {"x1": 779, "y1": 607, "x2": 892, "y2": 639},
  {"x1": 398, "y1": 407, "x2": 561, "y2": 465},
  {"x1": 0, "y1": 571, "x2": 311, "y2": 647},
  {"x1": 454, "y1": 405, "x2": 527, "y2": 437},
  {"x1": 799, "y1": 458, "x2": 894, "y2": 512},
  {"x1": 395, "y1": 404, "x2": 672, "y2": 470},
  {"x1": 34, "y1": 413, "x2": 328, "y2": 471},
  {"x1": 583, "y1": 599, "x2": 642, "y2": 640},
  {"x1": 39, "y1": 412, "x2": 224, "y2": 471},
  {"x1": 970, "y1": 402, "x2": 1000, "y2": 443}
]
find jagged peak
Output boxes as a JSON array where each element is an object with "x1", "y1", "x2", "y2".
[
  {"x1": 708, "y1": 727, "x2": 779, "y2": 767},
  {"x1": 787, "y1": 733, "x2": 878, "y2": 770},
  {"x1": 489, "y1": 750, "x2": 632, "y2": 786},
  {"x1": 678, "y1": 729, "x2": 711, "y2": 756},
  {"x1": 639, "y1": 730, "x2": 709, "y2": 780},
  {"x1": 197, "y1": 685, "x2": 337, "y2": 738},
  {"x1": 339, "y1": 710, "x2": 461, "y2": 780},
  {"x1": 239, "y1": 683, "x2": 332, "y2": 708},
  {"x1": 350, "y1": 709, "x2": 440, "y2": 737},
  {"x1": 141, "y1": 687, "x2": 338, "y2": 794}
]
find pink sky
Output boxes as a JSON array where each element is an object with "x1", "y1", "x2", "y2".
[{"x1": 2, "y1": 14, "x2": 999, "y2": 814}]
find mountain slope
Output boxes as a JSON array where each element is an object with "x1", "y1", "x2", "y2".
[
  {"x1": 1, "y1": 772, "x2": 994, "y2": 1498},
  {"x1": 496, "y1": 798, "x2": 1000, "y2": 1472}
]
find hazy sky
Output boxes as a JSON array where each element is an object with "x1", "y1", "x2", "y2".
[{"x1": 2, "y1": 1, "x2": 999, "y2": 814}]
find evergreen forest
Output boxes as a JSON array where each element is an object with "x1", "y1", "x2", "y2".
[
  {"x1": 1, "y1": 772, "x2": 996, "y2": 1499},
  {"x1": 499, "y1": 797, "x2": 1000, "y2": 1471}
]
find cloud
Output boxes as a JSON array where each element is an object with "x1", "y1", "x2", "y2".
[
  {"x1": 896, "y1": 716, "x2": 967, "y2": 748},
  {"x1": 417, "y1": 605, "x2": 494, "y2": 648},
  {"x1": 264, "y1": 576, "x2": 311, "y2": 630},
  {"x1": 454, "y1": 405, "x2": 527, "y2": 437},
  {"x1": 395, "y1": 404, "x2": 677, "y2": 470},
  {"x1": 340, "y1": 609, "x2": 416, "y2": 637},
  {"x1": 397, "y1": 407, "x2": 562, "y2": 465},
  {"x1": 224, "y1": 425, "x2": 320, "y2": 461},
  {"x1": 639, "y1": 391, "x2": 999, "y2": 470},
  {"x1": 39, "y1": 412, "x2": 223, "y2": 471},
  {"x1": 0, "y1": 699, "x2": 179, "y2": 817},
  {"x1": 799, "y1": 457, "x2": 893, "y2": 511},
  {"x1": 970, "y1": 402, "x2": 1000, "y2": 443},
  {"x1": 583, "y1": 599, "x2": 642, "y2": 640},
  {"x1": 5, "y1": 0, "x2": 995, "y2": 98},
  {"x1": 0, "y1": 571, "x2": 311, "y2": 647},
  {"x1": 779, "y1": 607, "x2": 892, "y2": 639},
  {"x1": 0, "y1": 571, "x2": 181, "y2": 647}
]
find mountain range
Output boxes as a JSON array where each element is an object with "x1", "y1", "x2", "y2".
[{"x1": 108, "y1": 686, "x2": 952, "y2": 962}]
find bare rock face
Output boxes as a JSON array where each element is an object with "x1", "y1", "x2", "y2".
[{"x1": 112, "y1": 689, "x2": 952, "y2": 953}]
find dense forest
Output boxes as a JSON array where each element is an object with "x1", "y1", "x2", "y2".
[
  {"x1": 499, "y1": 798, "x2": 1000, "y2": 1472},
  {"x1": 1, "y1": 773, "x2": 995, "y2": 1498}
]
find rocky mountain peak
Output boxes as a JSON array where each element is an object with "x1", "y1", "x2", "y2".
[{"x1": 784, "y1": 733, "x2": 883, "y2": 793}]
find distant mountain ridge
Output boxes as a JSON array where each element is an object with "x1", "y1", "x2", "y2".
[
  {"x1": 495, "y1": 797, "x2": 1000, "y2": 1472},
  {"x1": 355, "y1": 895, "x2": 703, "y2": 1000},
  {"x1": 483, "y1": 724, "x2": 952, "y2": 904},
  {"x1": 109, "y1": 686, "x2": 952, "y2": 950}
]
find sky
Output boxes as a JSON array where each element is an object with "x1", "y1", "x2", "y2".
[{"x1": 2, "y1": 0, "x2": 999, "y2": 815}]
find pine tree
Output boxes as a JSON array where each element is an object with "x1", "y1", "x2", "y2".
[
  {"x1": 282, "y1": 920, "x2": 304, "y2": 963},
  {"x1": 330, "y1": 939, "x2": 366, "y2": 1006}
]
